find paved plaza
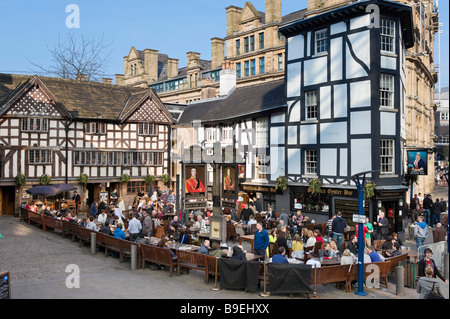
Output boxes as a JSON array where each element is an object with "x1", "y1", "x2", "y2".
[{"x1": 1, "y1": 185, "x2": 448, "y2": 301}]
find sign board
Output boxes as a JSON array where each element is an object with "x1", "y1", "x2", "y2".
[
  {"x1": 352, "y1": 214, "x2": 366, "y2": 224},
  {"x1": 0, "y1": 272, "x2": 11, "y2": 299},
  {"x1": 407, "y1": 150, "x2": 428, "y2": 175},
  {"x1": 100, "y1": 192, "x2": 109, "y2": 205}
]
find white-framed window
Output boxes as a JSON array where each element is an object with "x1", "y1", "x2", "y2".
[
  {"x1": 108, "y1": 152, "x2": 121, "y2": 166},
  {"x1": 138, "y1": 123, "x2": 157, "y2": 135},
  {"x1": 255, "y1": 117, "x2": 268, "y2": 147},
  {"x1": 28, "y1": 149, "x2": 52, "y2": 164},
  {"x1": 255, "y1": 153, "x2": 268, "y2": 180},
  {"x1": 380, "y1": 139, "x2": 394, "y2": 174},
  {"x1": 315, "y1": 29, "x2": 328, "y2": 54},
  {"x1": 380, "y1": 74, "x2": 394, "y2": 108},
  {"x1": 74, "y1": 151, "x2": 106, "y2": 166},
  {"x1": 222, "y1": 126, "x2": 233, "y2": 143},
  {"x1": 381, "y1": 19, "x2": 395, "y2": 53},
  {"x1": 305, "y1": 149, "x2": 317, "y2": 175},
  {"x1": 22, "y1": 118, "x2": 48, "y2": 132},
  {"x1": 85, "y1": 122, "x2": 106, "y2": 134},
  {"x1": 440, "y1": 112, "x2": 449, "y2": 121},
  {"x1": 305, "y1": 91, "x2": 318, "y2": 120},
  {"x1": 205, "y1": 127, "x2": 216, "y2": 142}
]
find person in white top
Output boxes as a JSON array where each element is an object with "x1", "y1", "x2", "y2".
[
  {"x1": 97, "y1": 210, "x2": 108, "y2": 226},
  {"x1": 117, "y1": 197, "x2": 126, "y2": 212},
  {"x1": 305, "y1": 230, "x2": 316, "y2": 248}
]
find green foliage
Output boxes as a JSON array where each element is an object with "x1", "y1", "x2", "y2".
[
  {"x1": 120, "y1": 173, "x2": 130, "y2": 183},
  {"x1": 39, "y1": 174, "x2": 51, "y2": 185},
  {"x1": 308, "y1": 178, "x2": 322, "y2": 195},
  {"x1": 364, "y1": 181, "x2": 376, "y2": 199},
  {"x1": 276, "y1": 176, "x2": 288, "y2": 192},
  {"x1": 15, "y1": 173, "x2": 26, "y2": 186},
  {"x1": 145, "y1": 174, "x2": 155, "y2": 185},
  {"x1": 78, "y1": 173, "x2": 89, "y2": 184},
  {"x1": 161, "y1": 174, "x2": 171, "y2": 184}
]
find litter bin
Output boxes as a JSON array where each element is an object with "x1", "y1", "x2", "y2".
[
  {"x1": 409, "y1": 224, "x2": 415, "y2": 240},
  {"x1": 404, "y1": 261, "x2": 417, "y2": 288}
]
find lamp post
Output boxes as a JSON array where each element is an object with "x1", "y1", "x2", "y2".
[{"x1": 351, "y1": 170, "x2": 379, "y2": 296}]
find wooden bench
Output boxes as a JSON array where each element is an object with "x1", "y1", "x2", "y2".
[
  {"x1": 176, "y1": 250, "x2": 208, "y2": 283},
  {"x1": 347, "y1": 261, "x2": 391, "y2": 290},
  {"x1": 96, "y1": 232, "x2": 107, "y2": 251},
  {"x1": 386, "y1": 252, "x2": 409, "y2": 274},
  {"x1": 42, "y1": 215, "x2": 63, "y2": 233},
  {"x1": 78, "y1": 227, "x2": 97, "y2": 247},
  {"x1": 205, "y1": 255, "x2": 221, "y2": 284},
  {"x1": 19, "y1": 207, "x2": 30, "y2": 222},
  {"x1": 140, "y1": 244, "x2": 176, "y2": 276},
  {"x1": 28, "y1": 211, "x2": 45, "y2": 230},
  {"x1": 310, "y1": 264, "x2": 352, "y2": 294},
  {"x1": 61, "y1": 220, "x2": 80, "y2": 241}
]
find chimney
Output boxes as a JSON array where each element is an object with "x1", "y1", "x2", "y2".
[
  {"x1": 76, "y1": 74, "x2": 88, "y2": 81},
  {"x1": 201, "y1": 78, "x2": 216, "y2": 99},
  {"x1": 307, "y1": 0, "x2": 324, "y2": 11},
  {"x1": 226, "y1": 6, "x2": 242, "y2": 36},
  {"x1": 265, "y1": 0, "x2": 282, "y2": 23},
  {"x1": 219, "y1": 60, "x2": 236, "y2": 96},
  {"x1": 211, "y1": 38, "x2": 225, "y2": 70},
  {"x1": 144, "y1": 49, "x2": 159, "y2": 83},
  {"x1": 102, "y1": 78, "x2": 113, "y2": 85},
  {"x1": 167, "y1": 58, "x2": 179, "y2": 79},
  {"x1": 187, "y1": 51, "x2": 201, "y2": 68},
  {"x1": 115, "y1": 74, "x2": 124, "y2": 86}
]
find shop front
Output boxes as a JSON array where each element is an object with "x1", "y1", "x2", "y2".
[
  {"x1": 240, "y1": 183, "x2": 278, "y2": 213},
  {"x1": 373, "y1": 188, "x2": 408, "y2": 235}
]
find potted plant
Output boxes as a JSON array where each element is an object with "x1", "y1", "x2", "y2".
[
  {"x1": 308, "y1": 178, "x2": 322, "y2": 195},
  {"x1": 275, "y1": 176, "x2": 288, "y2": 192},
  {"x1": 120, "y1": 173, "x2": 130, "y2": 183},
  {"x1": 39, "y1": 174, "x2": 51, "y2": 185},
  {"x1": 364, "y1": 181, "x2": 376, "y2": 199},
  {"x1": 78, "y1": 173, "x2": 89, "y2": 185},
  {"x1": 15, "y1": 173, "x2": 26, "y2": 186},
  {"x1": 145, "y1": 174, "x2": 155, "y2": 185},
  {"x1": 161, "y1": 174, "x2": 171, "y2": 185}
]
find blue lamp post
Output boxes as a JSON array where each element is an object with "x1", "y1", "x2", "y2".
[{"x1": 352, "y1": 170, "x2": 379, "y2": 296}]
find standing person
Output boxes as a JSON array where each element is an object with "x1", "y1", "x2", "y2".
[
  {"x1": 127, "y1": 212, "x2": 142, "y2": 242},
  {"x1": 332, "y1": 211, "x2": 347, "y2": 253},
  {"x1": 433, "y1": 223, "x2": 446, "y2": 243},
  {"x1": 326, "y1": 214, "x2": 336, "y2": 238},
  {"x1": 414, "y1": 215, "x2": 428, "y2": 250},
  {"x1": 374, "y1": 210, "x2": 389, "y2": 240},
  {"x1": 72, "y1": 191, "x2": 81, "y2": 214},
  {"x1": 254, "y1": 222, "x2": 269, "y2": 261},
  {"x1": 141, "y1": 210, "x2": 153, "y2": 238},
  {"x1": 416, "y1": 266, "x2": 445, "y2": 299},
  {"x1": 279, "y1": 209, "x2": 289, "y2": 228},
  {"x1": 431, "y1": 198, "x2": 442, "y2": 228},
  {"x1": 417, "y1": 248, "x2": 448, "y2": 283},
  {"x1": 110, "y1": 189, "x2": 119, "y2": 206},
  {"x1": 364, "y1": 216, "x2": 374, "y2": 248},
  {"x1": 89, "y1": 201, "x2": 98, "y2": 218},
  {"x1": 240, "y1": 204, "x2": 254, "y2": 226},
  {"x1": 422, "y1": 194, "x2": 433, "y2": 227}
]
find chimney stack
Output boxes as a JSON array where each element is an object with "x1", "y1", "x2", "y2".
[
  {"x1": 265, "y1": 0, "x2": 282, "y2": 23},
  {"x1": 102, "y1": 78, "x2": 113, "y2": 85},
  {"x1": 219, "y1": 60, "x2": 236, "y2": 96},
  {"x1": 167, "y1": 58, "x2": 179, "y2": 79},
  {"x1": 144, "y1": 49, "x2": 159, "y2": 83},
  {"x1": 226, "y1": 6, "x2": 242, "y2": 36},
  {"x1": 187, "y1": 51, "x2": 201, "y2": 68},
  {"x1": 211, "y1": 38, "x2": 225, "y2": 70},
  {"x1": 115, "y1": 74, "x2": 124, "y2": 86}
]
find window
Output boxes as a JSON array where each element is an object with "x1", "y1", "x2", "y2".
[
  {"x1": 380, "y1": 139, "x2": 394, "y2": 174},
  {"x1": 251, "y1": 59, "x2": 256, "y2": 76},
  {"x1": 305, "y1": 150, "x2": 317, "y2": 175},
  {"x1": 22, "y1": 118, "x2": 48, "y2": 132},
  {"x1": 236, "y1": 63, "x2": 241, "y2": 79},
  {"x1": 259, "y1": 32, "x2": 264, "y2": 49},
  {"x1": 150, "y1": 83, "x2": 164, "y2": 93},
  {"x1": 305, "y1": 91, "x2": 318, "y2": 120},
  {"x1": 236, "y1": 39, "x2": 241, "y2": 55},
  {"x1": 222, "y1": 126, "x2": 233, "y2": 143},
  {"x1": 278, "y1": 31, "x2": 285, "y2": 41},
  {"x1": 244, "y1": 61, "x2": 250, "y2": 77},
  {"x1": 85, "y1": 122, "x2": 106, "y2": 134},
  {"x1": 259, "y1": 57, "x2": 265, "y2": 74},
  {"x1": 315, "y1": 29, "x2": 328, "y2": 54},
  {"x1": 138, "y1": 123, "x2": 157, "y2": 135},
  {"x1": 29, "y1": 149, "x2": 52, "y2": 164},
  {"x1": 380, "y1": 74, "x2": 394, "y2": 108},
  {"x1": 255, "y1": 117, "x2": 268, "y2": 146},
  {"x1": 205, "y1": 127, "x2": 216, "y2": 142},
  {"x1": 108, "y1": 152, "x2": 121, "y2": 166},
  {"x1": 255, "y1": 153, "x2": 268, "y2": 180},
  {"x1": 440, "y1": 112, "x2": 449, "y2": 121},
  {"x1": 381, "y1": 19, "x2": 395, "y2": 53},
  {"x1": 278, "y1": 53, "x2": 283, "y2": 70},
  {"x1": 250, "y1": 35, "x2": 255, "y2": 51},
  {"x1": 127, "y1": 181, "x2": 147, "y2": 194},
  {"x1": 244, "y1": 37, "x2": 249, "y2": 53}
]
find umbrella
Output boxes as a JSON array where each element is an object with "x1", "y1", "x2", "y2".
[
  {"x1": 53, "y1": 183, "x2": 77, "y2": 192},
  {"x1": 26, "y1": 185, "x2": 61, "y2": 196}
]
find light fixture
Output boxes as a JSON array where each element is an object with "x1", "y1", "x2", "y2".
[
  {"x1": 378, "y1": 200, "x2": 382, "y2": 208},
  {"x1": 399, "y1": 199, "x2": 404, "y2": 207}
]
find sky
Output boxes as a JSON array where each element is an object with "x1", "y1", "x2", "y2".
[{"x1": 0, "y1": 0, "x2": 448, "y2": 89}]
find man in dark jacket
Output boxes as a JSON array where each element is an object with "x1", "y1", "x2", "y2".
[
  {"x1": 422, "y1": 194, "x2": 433, "y2": 226},
  {"x1": 332, "y1": 211, "x2": 347, "y2": 253},
  {"x1": 430, "y1": 198, "x2": 442, "y2": 228}
]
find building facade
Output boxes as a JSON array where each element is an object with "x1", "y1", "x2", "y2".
[{"x1": 0, "y1": 74, "x2": 174, "y2": 216}]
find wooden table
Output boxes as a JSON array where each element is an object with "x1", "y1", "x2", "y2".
[
  {"x1": 314, "y1": 257, "x2": 341, "y2": 267},
  {"x1": 223, "y1": 249, "x2": 263, "y2": 261},
  {"x1": 148, "y1": 237, "x2": 199, "y2": 252},
  {"x1": 344, "y1": 226, "x2": 355, "y2": 241},
  {"x1": 239, "y1": 234, "x2": 255, "y2": 253}
]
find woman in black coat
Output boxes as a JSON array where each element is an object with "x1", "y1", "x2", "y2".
[
  {"x1": 418, "y1": 248, "x2": 448, "y2": 283},
  {"x1": 230, "y1": 245, "x2": 246, "y2": 261}
]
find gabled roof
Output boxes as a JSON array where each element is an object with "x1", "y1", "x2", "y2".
[
  {"x1": 177, "y1": 80, "x2": 286, "y2": 125},
  {"x1": 0, "y1": 73, "x2": 174, "y2": 124}
]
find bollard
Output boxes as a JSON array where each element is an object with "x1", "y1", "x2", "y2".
[
  {"x1": 396, "y1": 265, "x2": 404, "y2": 296},
  {"x1": 445, "y1": 253, "x2": 449, "y2": 280},
  {"x1": 131, "y1": 245, "x2": 137, "y2": 271},
  {"x1": 90, "y1": 232, "x2": 97, "y2": 255}
]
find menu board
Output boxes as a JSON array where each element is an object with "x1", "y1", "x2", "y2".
[
  {"x1": 0, "y1": 272, "x2": 11, "y2": 299},
  {"x1": 334, "y1": 198, "x2": 369, "y2": 225}
]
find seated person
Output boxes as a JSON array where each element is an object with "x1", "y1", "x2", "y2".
[
  {"x1": 157, "y1": 238, "x2": 177, "y2": 262},
  {"x1": 346, "y1": 235, "x2": 358, "y2": 256},
  {"x1": 178, "y1": 228, "x2": 190, "y2": 244},
  {"x1": 198, "y1": 239, "x2": 210, "y2": 255},
  {"x1": 246, "y1": 215, "x2": 257, "y2": 234},
  {"x1": 367, "y1": 246, "x2": 381, "y2": 263},
  {"x1": 230, "y1": 245, "x2": 246, "y2": 261},
  {"x1": 305, "y1": 253, "x2": 321, "y2": 268},
  {"x1": 276, "y1": 230, "x2": 289, "y2": 253},
  {"x1": 319, "y1": 242, "x2": 336, "y2": 259},
  {"x1": 112, "y1": 225, "x2": 126, "y2": 240},
  {"x1": 100, "y1": 220, "x2": 112, "y2": 235},
  {"x1": 209, "y1": 241, "x2": 227, "y2": 258},
  {"x1": 272, "y1": 246, "x2": 289, "y2": 264},
  {"x1": 382, "y1": 235, "x2": 402, "y2": 257}
]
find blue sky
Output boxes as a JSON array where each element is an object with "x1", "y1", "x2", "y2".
[{"x1": 0, "y1": 0, "x2": 448, "y2": 88}]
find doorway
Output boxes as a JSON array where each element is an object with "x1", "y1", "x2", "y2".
[{"x1": 1, "y1": 186, "x2": 16, "y2": 216}]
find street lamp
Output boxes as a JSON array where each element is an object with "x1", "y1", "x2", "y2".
[{"x1": 351, "y1": 170, "x2": 379, "y2": 296}]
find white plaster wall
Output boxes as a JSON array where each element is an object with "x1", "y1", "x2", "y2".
[
  {"x1": 320, "y1": 148, "x2": 337, "y2": 176},
  {"x1": 320, "y1": 122, "x2": 347, "y2": 144},
  {"x1": 288, "y1": 34, "x2": 304, "y2": 60},
  {"x1": 350, "y1": 111, "x2": 372, "y2": 135}
]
